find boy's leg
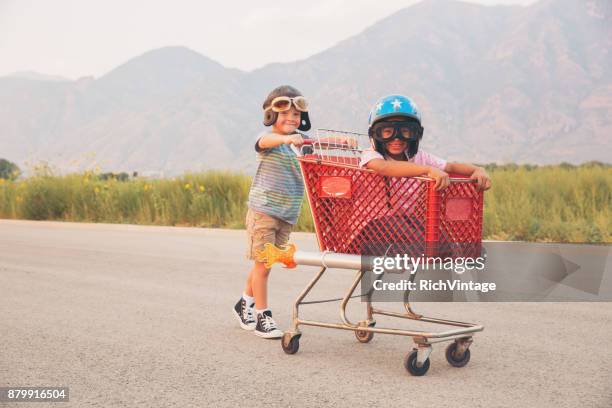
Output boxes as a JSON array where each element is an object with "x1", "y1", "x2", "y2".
[
  {"x1": 244, "y1": 268, "x2": 254, "y2": 297},
  {"x1": 252, "y1": 260, "x2": 283, "y2": 338},
  {"x1": 244, "y1": 209, "x2": 277, "y2": 308},
  {"x1": 251, "y1": 261, "x2": 271, "y2": 310},
  {"x1": 240, "y1": 209, "x2": 282, "y2": 337},
  {"x1": 250, "y1": 220, "x2": 293, "y2": 338},
  {"x1": 251, "y1": 218, "x2": 290, "y2": 310},
  {"x1": 234, "y1": 266, "x2": 256, "y2": 330},
  {"x1": 250, "y1": 213, "x2": 291, "y2": 339},
  {"x1": 234, "y1": 209, "x2": 268, "y2": 330}
]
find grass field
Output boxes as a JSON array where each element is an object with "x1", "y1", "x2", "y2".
[{"x1": 0, "y1": 163, "x2": 609, "y2": 243}]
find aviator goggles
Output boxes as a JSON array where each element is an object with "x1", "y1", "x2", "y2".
[
  {"x1": 264, "y1": 96, "x2": 309, "y2": 113},
  {"x1": 370, "y1": 121, "x2": 423, "y2": 143}
]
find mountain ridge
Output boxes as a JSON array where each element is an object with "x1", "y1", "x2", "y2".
[{"x1": 0, "y1": 0, "x2": 609, "y2": 175}]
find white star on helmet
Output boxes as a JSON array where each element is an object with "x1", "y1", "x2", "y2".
[
  {"x1": 376, "y1": 102, "x2": 384, "y2": 112},
  {"x1": 391, "y1": 99, "x2": 402, "y2": 111}
]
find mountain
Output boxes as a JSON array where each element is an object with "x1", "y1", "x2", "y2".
[
  {"x1": 5, "y1": 71, "x2": 71, "y2": 82},
  {"x1": 0, "y1": 0, "x2": 610, "y2": 175}
]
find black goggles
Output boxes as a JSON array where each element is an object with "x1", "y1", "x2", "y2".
[{"x1": 370, "y1": 121, "x2": 423, "y2": 143}]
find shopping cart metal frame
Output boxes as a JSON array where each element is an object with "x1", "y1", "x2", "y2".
[{"x1": 274, "y1": 129, "x2": 485, "y2": 376}]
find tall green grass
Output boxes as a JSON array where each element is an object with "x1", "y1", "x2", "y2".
[
  {"x1": 0, "y1": 170, "x2": 251, "y2": 228},
  {"x1": 0, "y1": 163, "x2": 609, "y2": 242},
  {"x1": 481, "y1": 163, "x2": 610, "y2": 243}
]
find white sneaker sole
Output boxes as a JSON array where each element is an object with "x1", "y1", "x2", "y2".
[
  {"x1": 254, "y1": 329, "x2": 284, "y2": 339},
  {"x1": 232, "y1": 308, "x2": 256, "y2": 331}
]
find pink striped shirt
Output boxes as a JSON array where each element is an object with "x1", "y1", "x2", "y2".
[{"x1": 359, "y1": 148, "x2": 447, "y2": 170}]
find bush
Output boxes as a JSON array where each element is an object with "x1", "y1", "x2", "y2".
[
  {"x1": 20, "y1": 177, "x2": 68, "y2": 220},
  {"x1": 0, "y1": 158, "x2": 21, "y2": 180}
]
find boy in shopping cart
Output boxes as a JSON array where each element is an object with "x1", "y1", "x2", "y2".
[
  {"x1": 361, "y1": 94, "x2": 491, "y2": 191},
  {"x1": 356, "y1": 94, "x2": 491, "y2": 256}
]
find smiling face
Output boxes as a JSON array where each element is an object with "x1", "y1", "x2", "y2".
[
  {"x1": 381, "y1": 117, "x2": 408, "y2": 160},
  {"x1": 272, "y1": 107, "x2": 301, "y2": 135}
]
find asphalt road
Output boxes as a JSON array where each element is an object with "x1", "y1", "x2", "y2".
[{"x1": 1, "y1": 220, "x2": 611, "y2": 407}]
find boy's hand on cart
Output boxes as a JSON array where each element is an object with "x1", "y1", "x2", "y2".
[
  {"x1": 470, "y1": 167, "x2": 492, "y2": 191},
  {"x1": 428, "y1": 167, "x2": 450, "y2": 191},
  {"x1": 285, "y1": 134, "x2": 305, "y2": 146}
]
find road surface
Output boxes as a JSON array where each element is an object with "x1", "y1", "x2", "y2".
[{"x1": 1, "y1": 220, "x2": 611, "y2": 407}]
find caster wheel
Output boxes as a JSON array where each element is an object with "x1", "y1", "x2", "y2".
[
  {"x1": 404, "y1": 350, "x2": 430, "y2": 376},
  {"x1": 355, "y1": 321, "x2": 375, "y2": 343},
  {"x1": 445, "y1": 341, "x2": 471, "y2": 367},
  {"x1": 281, "y1": 333, "x2": 300, "y2": 355}
]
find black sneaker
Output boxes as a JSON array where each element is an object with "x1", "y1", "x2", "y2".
[
  {"x1": 233, "y1": 298, "x2": 256, "y2": 330},
  {"x1": 254, "y1": 310, "x2": 283, "y2": 339}
]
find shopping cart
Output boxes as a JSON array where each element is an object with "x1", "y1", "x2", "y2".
[{"x1": 257, "y1": 129, "x2": 485, "y2": 376}]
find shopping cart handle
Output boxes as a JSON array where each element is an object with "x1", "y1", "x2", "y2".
[
  {"x1": 288, "y1": 138, "x2": 314, "y2": 156},
  {"x1": 415, "y1": 176, "x2": 477, "y2": 184},
  {"x1": 256, "y1": 243, "x2": 365, "y2": 270},
  {"x1": 449, "y1": 178, "x2": 477, "y2": 183},
  {"x1": 295, "y1": 139, "x2": 356, "y2": 156}
]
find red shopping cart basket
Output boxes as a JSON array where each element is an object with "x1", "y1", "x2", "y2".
[{"x1": 299, "y1": 131, "x2": 484, "y2": 258}]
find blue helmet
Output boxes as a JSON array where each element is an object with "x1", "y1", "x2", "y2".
[
  {"x1": 367, "y1": 95, "x2": 424, "y2": 158},
  {"x1": 368, "y1": 94, "x2": 421, "y2": 128}
]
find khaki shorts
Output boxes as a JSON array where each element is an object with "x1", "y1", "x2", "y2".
[{"x1": 245, "y1": 208, "x2": 293, "y2": 260}]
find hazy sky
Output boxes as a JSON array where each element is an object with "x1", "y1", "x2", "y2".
[{"x1": 0, "y1": 0, "x2": 537, "y2": 79}]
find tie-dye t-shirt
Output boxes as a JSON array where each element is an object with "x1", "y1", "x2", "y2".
[{"x1": 247, "y1": 134, "x2": 304, "y2": 225}]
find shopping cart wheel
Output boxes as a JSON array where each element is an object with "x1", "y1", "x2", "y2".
[
  {"x1": 355, "y1": 320, "x2": 375, "y2": 343},
  {"x1": 404, "y1": 350, "x2": 430, "y2": 376},
  {"x1": 281, "y1": 333, "x2": 301, "y2": 355},
  {"x1": 445, "y1": 341, "x2": 471, "y2": 367}
]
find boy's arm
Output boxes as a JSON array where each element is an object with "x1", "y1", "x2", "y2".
[
  {"x1": 444, "y1": 162, "x2": 492, "y2": 190},
  {"x1": 256, "y1": 132, "x2": 304, "y2": 151},
  {"x1": 366, "y1": 159, "x2": 450, "y2": 191}
]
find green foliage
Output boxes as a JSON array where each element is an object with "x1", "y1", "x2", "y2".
[
  {"x1": 0, "y1": 158, "x2": 21, "y2": 180},
  {"x1": 481, "y1": 164, "x2": 611, "y2": 243},
  {"x1": 99, "y1": 172, "x2": 130, "y2": 182},
  {"x1": 0, "y1": 164, "x2": 610, "y2": 243}
]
